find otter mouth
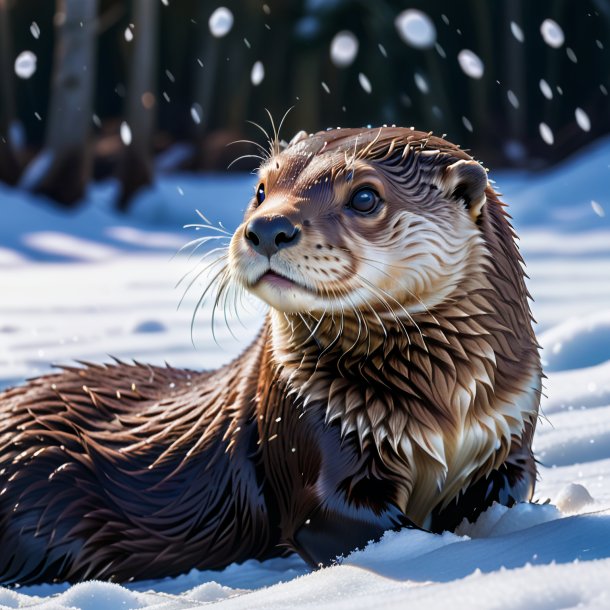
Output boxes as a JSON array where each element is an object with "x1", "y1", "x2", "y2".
[{"x1": 255, "y1": 270, "x2": 312, "y2": 293}]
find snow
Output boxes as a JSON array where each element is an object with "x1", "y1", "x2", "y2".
[
  {"x1": 190, "y1": 103, "x2": 203, "y2": 125},
  {"x1": 507, "y1": 90, "x2": 519, "y2": 109},
  {"x1": 208, "y1": 7, "x2": 233, "y2": 38},
  {"x1": 575, "y1": 107, "x2": 591, "y2": 132},
  {"x1": 539, "y1": 122, "x2": 554, "y2": 145},
  {"x1": 358, "y1": 72, "x2": 372, "y2": 94},
  {"x1": 14, "y1": 50, "x2": 37, "y2": 79},
  {"x1": 414, "y1": 72, "x2": 429, "y2": 94},
  {"x1": 539, "y1": 78, "x2": 553, "y2": 100},
  {"x1": 2, "y1": 136, "x2": 610, "y2": 607},
  {"x1": 457, "y1": 49, "x2": 484, "y2": 79},
  {"x1": 250, "y1": 61, "x2": 265, "y2": 86},
  {"x1": 540, "y1": 19, "x2": 565, "y2": 48},
  {"x1": 394, "y1": 9, "x2": 436, "y2": 49},
  {"x1": 591, "y1": 200, "x2": 605, "y2": 217},
  {"x1": 30, "y1": 21, "x2": 41, "y2": 40},
  {"x1": 120, "y1": 122, "x2": 132, "y2": 146},
  {"x1": 330, "y1": 31, "x2": 359, "y2": 67},
  {"x1": 510, "y1": 21, "x2": 524, "y2": 43}
]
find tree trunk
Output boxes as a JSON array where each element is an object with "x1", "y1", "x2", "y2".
[
  {"x1": 0, "y1": 0, "x2": 22, "y2": 185},
  {"x1": 20, "y1": 0, "x2": 98, "y2": 206},
  {"x1": 116, "y1": 0, "x2": 158, "y2": 211}
]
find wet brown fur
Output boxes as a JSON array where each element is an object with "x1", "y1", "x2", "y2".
[{"x1": 0, "y1": 127, "x2": 541, "y2": 584}]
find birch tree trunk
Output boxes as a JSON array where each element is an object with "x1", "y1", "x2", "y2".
[
  {"x1": 0, "y1": 0, "x2": 21, "y2": 185},
  {"x1": 20, "y1": 0, "x2": 98, "y2": 206},
  {"x1": 117, "y1": 0, "x2": 158, "y2": 211}
]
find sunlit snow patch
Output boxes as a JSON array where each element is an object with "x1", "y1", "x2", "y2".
[
  {"x1": 394, "y1": 9, "x2": 436, "y2": 49},
  {"x1": 555, "y1": 483, "x2": 595, "y2": 514},
  {"x1": 539, "y1": 310, "x2": 610, "y2": 372}
]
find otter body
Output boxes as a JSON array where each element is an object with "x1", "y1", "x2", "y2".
[{"x1": 0, "y1": 128, "x2": 541, "y2": 584}]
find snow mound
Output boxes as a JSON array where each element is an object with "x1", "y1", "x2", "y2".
[
  {"x1": 49, "y1": 581, "x2": 146, "y2": 610},
  {"x1": 455, "y1": 502, "x2": 562, "y2": 538},
  {"x1": 539, "y1": 310, "x2": 610, "y2": 371},
  {"x1": 555, "y1": 483, "x2": 596, "y2": 514}
]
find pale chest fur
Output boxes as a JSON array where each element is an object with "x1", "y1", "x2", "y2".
[{"x1": 276, "y1": 315, "x2": 541, "y2": 528}]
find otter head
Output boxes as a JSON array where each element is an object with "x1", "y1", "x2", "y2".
[{"x1": 229, "y1": 127, "x2": 489, "y2": 318}]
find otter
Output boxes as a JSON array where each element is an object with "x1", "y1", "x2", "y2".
[{"x1": 0, "y1": 127, "x2": 541, "y2": 585}]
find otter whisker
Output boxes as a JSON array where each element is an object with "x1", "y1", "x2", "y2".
[
  {"x1": 350, "y1": 272, "x2": 411, "y2": 353},
  {"x1": 226, "y1": 138, "x2": 270, "y2": 158},
  {"x1": 184, "y1": 223, "x2": 233, "y2": 236},
  {"x1": 176, "y1": 248, "x2": 228, "y2": 291},
  {"x1": 353, "y1": 258, "x2": 430, "y2": 352},
  {"x1": 247, "y1": 118, "x2": 275, "y2": 160},
  {"x1": 190, "y1": 263, "x2": 230, "y2": 347},
  {"x1": 211, "y1": 269, "x2": 238, "y2": 346},
  {"x1": 227, "y1": 154, "x2": 265, "y2": 170},
  {"x1": 351, "y1": 252, "x2": 441, "y2": 322},
  {"x1": 175, "y1": 237, "x2": 230, "y2": 264},
  {"x1": 177, "y1": 252, "x2": 228, "y2": 305}
]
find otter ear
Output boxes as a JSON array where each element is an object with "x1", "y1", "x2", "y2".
[{"x1": 441, "y1": 159, "x2": 488, "y2": 221}]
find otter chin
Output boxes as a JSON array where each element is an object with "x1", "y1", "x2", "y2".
[{"x1": 0, "y1": 126, "x2": 542, "y2": 585}]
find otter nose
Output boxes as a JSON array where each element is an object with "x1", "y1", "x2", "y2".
[{"x1": 244, "y1": 215, "x2": 300, "y2": 257}]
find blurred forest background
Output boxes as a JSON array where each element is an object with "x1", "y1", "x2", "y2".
[{"x1": 0, "y1": 0, "x2": 608, "y2": 209}]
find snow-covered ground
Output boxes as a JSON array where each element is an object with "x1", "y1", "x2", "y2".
[{"x1": 1, "y1": 137, "x2": 610, "y2": 609}]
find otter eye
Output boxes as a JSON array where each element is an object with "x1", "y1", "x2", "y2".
[
  {"x1": 256, "y1": 183, "x2": 266, "y2": 205},
  {"x1": 349, "y1": 187, "x2": 380, "y2": 214}
]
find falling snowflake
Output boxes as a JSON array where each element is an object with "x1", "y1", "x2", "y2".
[
  {"x1": 358, "y1": 73, "x2": 372, "y2": 94},
  {"x1": 209, "y1": 7, "x2": 233, "y2": 38},
  {"x1": 414, "y1": 72, "x2": 429, "y2": 94},
  {"x1": 457, "y1": 49, "x2": 484, "y2": 79},
  {"x1": 591, "y1": 200, "x2": 605, "y2": 217},
  {"x1": 394, "y1": 9, "x2": 436, "y2": 49},
  {"x1": 540, "y1": 19, "x2": 564, "y2": 48},
  {"x1": 251, "y1": 61, "x2": 265, "y2": 86},
  {"x1": 14, "y1": 51, "x2": 37, "y2": 79},
  {"x1": 120, "y1": 122, "x2": 132, "y2": 146},
  {"x1": 510, "y1": 21, "x2": 524, "y2": 42},
  {"x1": 507, "y1": 90, "x2": 519, "y2": 109},
  {"x1": 330, "y1": 31, "x2": 358, "y2": 67},
  {"x1": 575, "y1": 108, "x2": 591, "y2": 132},
  {"x1": 539, "y1": 122, "x2": 554, "y2": 145},
  {"x1": 539, "y1": 79, "x2": 553, "y2": 100},
  {"x1": 30, "y1": 22, "x2": 41, "y2": 39},
  {"x1": 190, "y1": 103, "x2": 203, "y2": 125}
]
